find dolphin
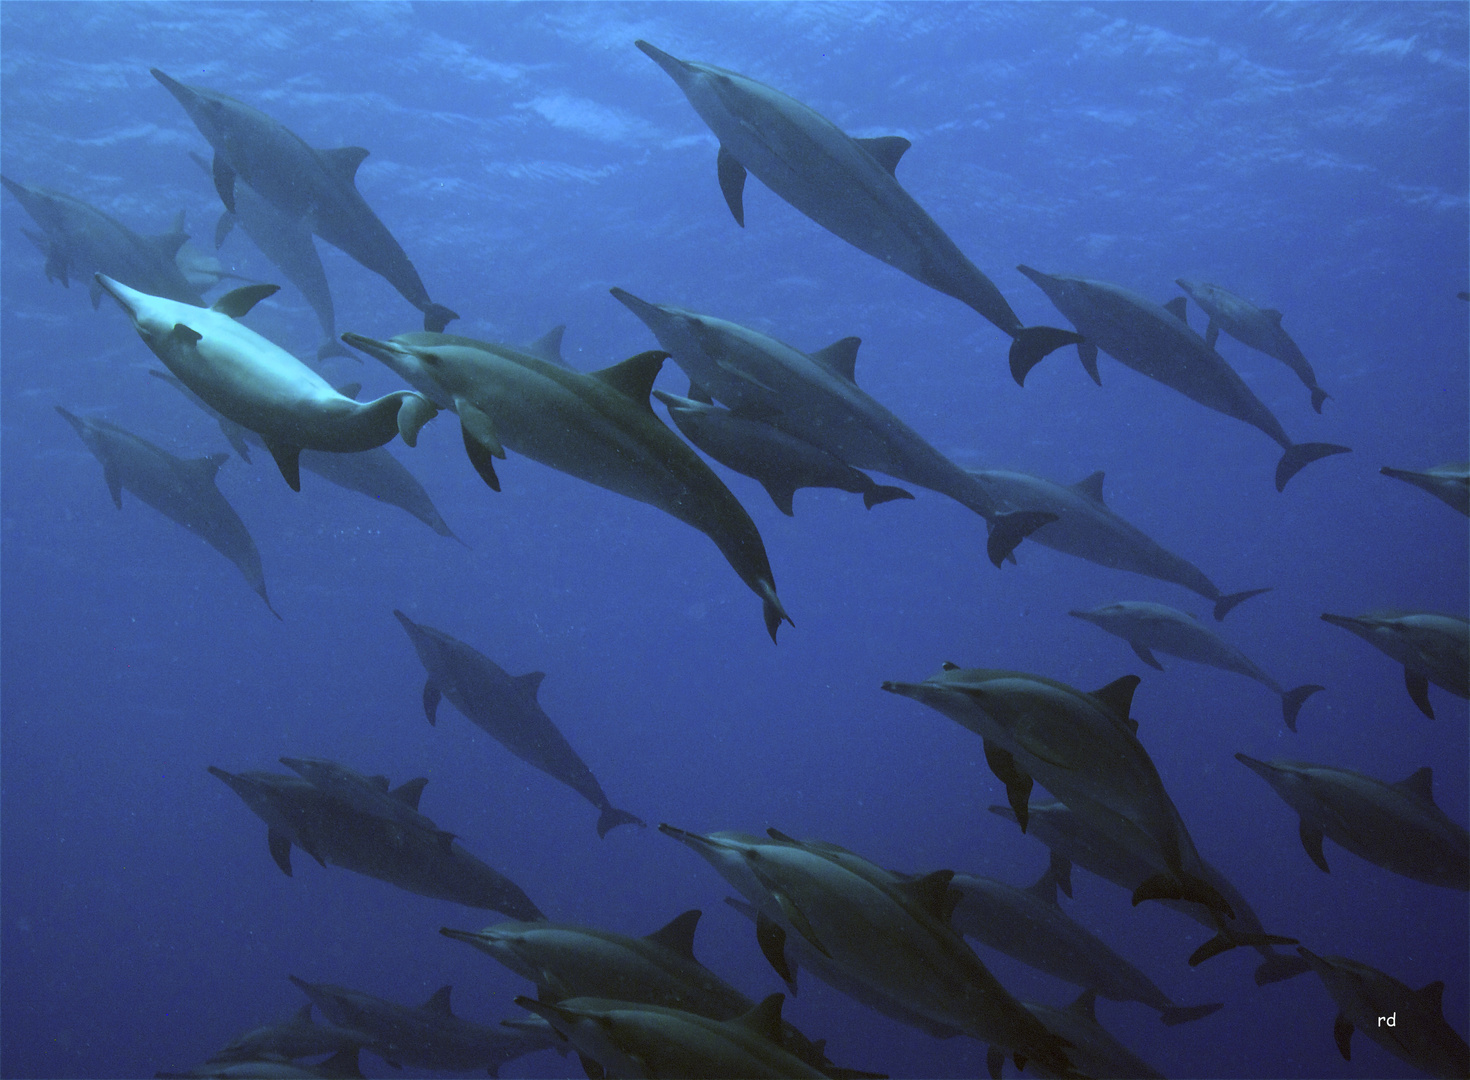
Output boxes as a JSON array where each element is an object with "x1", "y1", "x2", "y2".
[
  {"x1": 287, "y1": 977, "x2": 557, "y2": 1075},
  {"x1": 1175, "y1": 279, "x2": 1329, "y2": 412},
  {"x1": 659, "y1": 825, "x2": 1079, "y2": 1076},
  {"x1": 947, "y1": 865, "x2": 1222, "y2": 1025},
  {"x1": 1320, "y1": 610, "x2": 1468, "y2": 719},
  {"x1": 972, "y1": 469, "x2": 1269, "y2": 620},
  {"x1": 151, "y1": 70, "x2": 457, "y2": 332},
  {"x1": 55, "y1": 407, "x2": 277, "y2": 617},
  {"x1": 277, "y1": 757, "x2": 457, "y2": 853},
  {"x1": 1235, "y1": 755, "x2": 1468, "y2": 890},
  {"x1": 2, "y1": 175, "x2": 206, "y2": 307},
  {"x1": 207, "y1": 765, "x2": 543, "y2": 919},
  {"x1": 188, "y1": 152, "x2": 350, "y2": 362},
  {"x1": 1296, "y1": 948, "x2": 1470, "y2": 1079},
  {"x1": 987, "y1": 800, "x2": 1306, "y2": 984},
  {"x1": 611, "y1": 289, "x2": 1055, "y2": 566},
  {"x1": 1381, "y1": 463, "x2": 1470, "y2": 516},
  {"x1": 96, "y1": 275, "x2": 437, "y2": 491},
  {"x1": 156, "y1": 1048, "x2": 364, "y2": 1079},
  {"x1": 345, "y1": 330, "x2": 791, "y2": 640},
  {"x1": 999, "y1": 991, "x2": 1165, "y2": 1080},
  {"x1": 392, "y1": 610, "x2": 645, "y2": 838},
  {"x1": 1069, "y1": 601, "x2": 1322, "y2": 728},
  {"x1": 172, "y1": 239, "x2": 249, "y2": 295},
  {"x1": 882, "y1": 665, "x2": 1234, "y2": 919},
  {"x1": 654, "y1": 389, "x2": 914, "y2": 515},
  {"x1": 1014, "y1": 267, "x2": 1350, "y2": 491},
  {"x1": 207, "y1": 1004, "x2": 364, "y2": 1065}
]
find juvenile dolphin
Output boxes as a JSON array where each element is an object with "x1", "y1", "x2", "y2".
[
  {"x1": 1235, "y1": 755, "x2": 1468, "y2": 890},
  {"x1": 611, "y1": 289, "x2": 1054, "y2": 566},
  {"x1": 3, "y1": 175, "x2": 205, "y2": 306},
  {"x1": 1320, "y1": 610, "x2": 1468, "y2": 719},
  {"x1": 1296, "y1": 947, "x2": 1470, "y2": 1079},
  {"x1": 947, "y1": 865, "x2": 1222, "y2": 1025},
  {"x1": 1175, "y1": 279, "x2": 1329, "y2": 412},
  {"x1": 345, "y1": 330, "x2": 791, "y2": 641},
  {"x1": 97, "y1": 275, "x2": 437, "y2": 491},
  {"x1": 55, "y1": 407, "x2": 277, "y2": 617},
  {"x1": 632, "y1": 41, "x2": 1081, "y2": 377},
  {"x1": 207, "y1": 1004, "x2": 364, "y2": 1065},
  {"x1": 1015, "y1": 267, "x2": 1350, "y2": 491},
  {"x1": 1381, "y1": 463, "x2": 1470, "y2": 516},
  {"x1": 1070, "y1": 601, "x2": 1322, "y2": 728},
  {"x1": 288, "y1": 977, "x2": 557, "y2": 1075},
  {"x1": 654, "y1": 389, "x2": 913, "y2": 515},
  {"x1": 972, "y1": 469, "x2": 1269, "y2": 620},
  {"x1": 152, "y1": 69, "x2": 458, "y2": 332},
  {"x1": 1000, "y1": 991, "x2": 1164, "y2": 1080},
  {"x1": 392, "y1": 610, "x2": 644, "y2": 838}
]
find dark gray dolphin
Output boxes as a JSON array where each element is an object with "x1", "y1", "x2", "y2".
[
  {"x1": 1175, "y1": 279, "x2": 1329, "y2": 412},
  {"x1": 55, "y1": 406, "x2": 277, "y2": 617},
  {"x1": 151, "y1": 69, "x2": 457, "y2": 332},
  {"x1": 1320, "y1": 610, "x2": 1468, "y2": 719},
  {"x1": 653, "y1": 389, "x2": 913, "y2": 515},
  {"x1": 156, "y1": 1047, "x2": 365, "y2": 1079},
  {"x1": 1015, "y1": 267, "x2": 1350, "y2": 490},
  {"x1": 632, "y1": 41, "x2": 1081, "y2": 377},
  {"x1": 1000, "y1": 992, "x2": 1165, "y2": 1080},
  {"x1": 207, "y1": 1003, "x2": 364, "y2": 1066},
  {"x1": 393, "y1": 610, "x2": 644, "y2": 838},
  {"x1": 1381, "y1": 463, "x2": 1470, "y2": 516},
  {"x1": 3, "y1": 175, "x2": 205, "y2": 306},
  {"x1": 1070, "y1": 600, "x2": 1322, "y2": 728}
]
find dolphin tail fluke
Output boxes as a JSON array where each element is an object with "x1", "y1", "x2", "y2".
[
  {"x1": 986, "y1": 510, "x2": 1058, "y2": 567},
  {"x1": 760, "y1": 581, "x2": 793, "y2": 644},
  {"x1": 318, "y1": 337, "x2": 358, "y2": 363},
  {"x1": 422, "y1": 302, "x2": 460, "y2": 333},
  {"x1": 596, "y1": 805, "x2": 647, "y2": 839},
  {"x1": 395, "y1": 393, "x2": 439, "y2": 447},
  {"x1": 1160, "y1": 1002, "x2": 1224, "y2": 1026},
  {"x1": 1212, "y1": 586, "x2": 1271, "y2": 621},
  {"x1": 1281, "y1": 684, "x2": 1325, "y2": 731},
  {"x1": 1310, "y1": 387, "x2": 1330, "y2": 413},
  {"x1": 1254, "y1": 952, "x2": 1312, "y2": 985},
  {"x1": 1275, "y1": 441, "x2": 1351, "y2": 492},
  {"x1": 1008, "y1": 326, "x2": 1086, "y2": 386},
  {"x1": 864, "y1": 484, "x2": 914, "y2": 509},
  {"x1": 1132, "y1": 872, "x2": 1235, "y2": 920},
  {"x1": 258, "y1": 586, "x2": 284, "y2": 621}
]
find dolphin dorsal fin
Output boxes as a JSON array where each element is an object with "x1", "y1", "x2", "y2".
[
  {"x1": 1068, "y1": 988, "x2": 1099, "y2": 1021},
  {"x1": 857, "y1": 135, "x2": 911, "y2": 175},
  {"x1": 390, "y1": 776, "x2": 429, "y2": 809},
  {"x1": 151, "y1": 211, "x2": 191, "y2": 260},
  {"x1": 899, "y1": 869, "x2": 958, "y2": 924},
  {"x1": 1071, "y1": 471, "x2": 1106, "y2": 504},
  {"x1": 767, "y1": 827, "x2": 798, "y2": 843},
  {"x1": 189, "y1": 453, "x2": 230, "y2": 481},
  {"x1": 422, "y1": 985, "x2": 454, "y2": 1016},
  {"x1": 515, "y1": 671, "x2": 546, "y2": 699},
  {"x1": 1416, "y1": 980, "x2": 1445, "y2": 1013},
  {"x1": 1163, "y1": 296, "x2": 1190, "y2": 325},
  {"x1": 1025, "y1": 866, "x2": 1059, "y2": 906},
  {"x1": 293, "y1": 1002, "x2": 315, "y2": 1024},
  {"x1": 734, "y1": 993, "x2": 786, "y2": 1044},
  {"x1": 369, "y1": 775, "x2": 390, "y2": 791},
  {"x1": 1395, "y1": 766, "x2": 1435, "y2": 804},
  {"x1": 335, "y1": 382, "x2": 362, "y2": 401},
  {"x1": 1092, "y1": 674, "x2": 1140, "y2": 722},
  {"x1": 808, "y1": 337, "x2": 861, "y2": 382},
  {"x1": 525, "y1": 325, "x2": 568, "y2": 367},
  {"x1": 645, "y1": 910, "x2": 701, "y2": 960},
  {"x1": 321, "y1": 146, "x2": 371, "y2": 186},
  {"x1": 212, "y1": 283, "x2": 280, "y2": 319},
  {"x1": 687, "y1": 380, "x2": 714, "y2": 405},
  {"x1": 942, "y1": 661, "x2": 960, "y2": 671},
  {"x1": 592, "y1": 350, "x2": 668, "y2": 411},
  {"x1": 1263, "y1": 308, "x2": 1284, "y2": 323}
]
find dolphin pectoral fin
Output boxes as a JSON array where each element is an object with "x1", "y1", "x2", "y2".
[
  {"x1": 1299, "y1": 819, "x2": 1330, "y2": 872},
  {"x1": 983, "y1": 739, "x2": 1033, "y2": 832},
  {"x1": 1160, "y1": 1002, "x2": 1223, "y2": 1026},
  {"x1": 458, "y1": 406, "x2": 504, "y2": 491},
  {"x1": 1127, "y1": 641, "x2": 1164, "y2": 670},
  {"x1": 1008, "y1": 326, "x2": 1085, "y2": 386},
  {"x1": 985, "y1": 1046, "x2": 1005, "y2": 1080},
  {"x1": 986, "y1": 510, "x2": 1057, "y2": 567},
  {"x1": 756, "y1": 911, "x2": 798, "y2": 992},
  {"x1": 717, "y1": 145, "x2": 747, "y2": 227},
  {"x1": 1254, "y1": 952, "x2": 1312, "y2": 985},
  {"x1": 1204, "y1": 319, "x2": 1220, "y2": 350},
  {"x1": 577, "y1": 1053, "x2": 606, "y2": 1080},
  {"x1": 1188, "y1": 933, "x2": 1237, "y2": 967},
  {"x1": 102, "y1": 461, "x2": 124, "y2": 509},
  {"x1": 267, "y1": 828, "x2": 294, "y2": 876},
  {"x1": 1404, "y1": 667, "x2": 1435, "y2": 718},
  {"x1": 1077, "y1": 340, "x2": 1101, "y2": 385},
  {"x1": 1281, "y1": 684, "x2": 1324, "y2": 731},
  {"x1": 1333, "y1": 1013, "x2": 1354, "y2": 1061},
  {"x1": 265, "y1": 441, "x2": 303, "y2": 492},
  {"x1": 1132, "y1": 873, "x2": 1236, "y2": 919},
  {"x1": 1213, "y1": 587, "x2": 1271, "y2": 621},
  {"x1": 1310, "y1": 387, "x2": 1330, "y2": 413},
  {"x1": 765, "y1": 888, "x2": 830, "y2": 960},
  {"x1": 212, "y1": 153, "x2": 238, "y2": 214},
  {"x1": 423, "y1": 680, "x2": 441, "y2": 724},
  {"x1": 1275, "y1": 442, "x2": 1351, "y2": 492},
  {"x1": 864, "y1": 484, "x2": 913, "y2": 509},
  {"x1": 214, "y1": 210, "x2": 237, "y2": 250},
  {"x1": 170, "y1": 324, "x2": 204, "y2": 347}
]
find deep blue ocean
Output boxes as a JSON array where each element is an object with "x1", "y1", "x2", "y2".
[{"x1": 2, "y1": 4, "x2": 1466, "y2": 1078}]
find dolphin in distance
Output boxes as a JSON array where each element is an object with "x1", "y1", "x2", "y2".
[{"x1": 155, "y1": 1048, "x2": 364, "y2": 1079}]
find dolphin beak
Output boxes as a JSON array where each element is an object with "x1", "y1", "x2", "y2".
[
  {"x1": 438, "y1": 926, "x2": 489, "y2": 946},
  {"x1": 634, "y1": 40, "x2": 695, "y2": 87},
  {"x1": 53, "y1": 406, "x2": 88, "y2": 437},
  {"x1": 609, "y1": 286, "x2": 665, "y2": 327},
  {"x1": 658, "y1": 823, "x2": 723, "y2": 855},
  {"x1": 340, "y1": 332, "x2": 405, "y2": 364},
  {"x1": 1015, "y1": 265, "x2": 1050, "y2": 288},
  {"x1": 1319, "y1": 613, "x2": 1365, "y2": 633},
  {"x1": 150, "y1": 68, "x2": 197, "y2": 108},
  {"x1": 92, "y1": 272, "x2": 135, "y2": 314},
  {"x1": 879, "y1": 680, "x2": 920, "y2": 698},
  {"x1": 392, "y1": 609, "x2": 419, "y2": 633},
  {"x1": 513, "y1": 996, "x2": 576, "y2": 1029},
  {"x1": 1233, "y1": 752, "x2": 1277, "y2": 782}
]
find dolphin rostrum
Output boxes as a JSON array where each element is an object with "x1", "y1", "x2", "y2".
[
  {"x1": 1015, "y1": 267, "x2": 1350, "y2": 490},
  {"x1": 152, "y1": 69, "x2": 458, "y2": 332},
  {"x1": 1320, "y1": 610, "x2": 1468, "y2": 719},
  {"x1": 96, "y1": 275, "x2": 437, "y2": 491},
  {"x1": 1070, "y1": 600, "x2": 1322, "y2": 728},
  {"x1": 1380, "y1": 463, "x2": 1470, "y2": 516},
  {"x1": 632, "y1": 41, "x2": 1082, "y2": 377},
  {"x1": 55, "y1": 407, "x2": 277, "y2": 617}
]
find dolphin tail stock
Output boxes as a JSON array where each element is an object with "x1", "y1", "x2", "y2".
[
  {"x1": 986, "y1": 511, "x2": 1058, "y2": 568},
  {"x1": 1132, "y1": 872, "x2": 1236, "y2": 920},
  {"x1": 1310, "y1": 387, "x2": 1330, "y2": 414},
  {"x1": 1281, "y1": 684, "x2": 1325, "y2": 732},
  {"x1": 421, "y1": 301, "x2": 460, "y2": 334},
  {"x1": 1159, "y1": 1002, "x2": 1224, "y2": 1027},
  {"x1": 392, "y1": 392, "x2": 439, "y2": 447},
  {"x1": 863, "y1": 483, "x2": 914, "y2": 509},
  {"x1": 759, "y1": 580, "x2": 794, "y2": 644},
  {"x1": 1253, "y1": 951, "x2": 1312, "y2": 985},
  {"x1": 1008, "y1": 326, "x2": 1086, "y2": 386},
  {"x1": 596, "y1": 805, "x2": 647, "y2": 839},
  {"x1": 1188, "y1": 930, "x2": 1299, "y2": 969},
  {"x1": 1275, "y1": 441, "x2": 1351, "y2": 492},
  {"x1": 1213, "y1": 586, "x2": 1272, "y2": 622}
]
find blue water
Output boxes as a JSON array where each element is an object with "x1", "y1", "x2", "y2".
[{"x1": 2, "y1": 3, "x2": 1466, "y2": 1078}]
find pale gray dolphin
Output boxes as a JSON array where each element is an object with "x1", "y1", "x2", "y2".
[
  {"x1": 973, "y1": 470, "x2": 1269, "y2": 620},
  {"x1": 55, "y1": 406, "x2": 277, "y2": 617},
  {"x1": 1015, "y1": 267, "x2": 1350, "y2": 490},
  {"x1": 393, "y1": 610, "x2": 645, "y2": 838},
  {"x1": 156, "y1": 1048, "x2": 364, "y2": 1079},
  {"x1": 1320, "y1": 610, "x2": 1468, "y2": 719},
  {"x1": 96, "y1": 275, "x2": 438, "y2": 491},
  {"x1": 151, "y1": 69, "x2": 458, "y2": 332},
  {"x1": 1236, "y1": 755, "x2": 1468, "y2": 890},
  {"x1": 207, "y1": 1004, "x2": 364, "y2": 1066},
  {"x1": 1175, "y1": 279, "x2": 1328, "y2": 412},
  {"x1": 1070, "y1": 600, "x2": 1323, "y2": 728},
  {"x1": 632, "y1": 41, "x2": 1082, "y2": 377},
  {"x1": 1381, "y1": 463, "x2": 1470, "y2": 516}
]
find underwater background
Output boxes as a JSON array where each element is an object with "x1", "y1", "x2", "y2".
[{"x1": 2, "y1": 2, "x2": 1466, "y2": 1077}]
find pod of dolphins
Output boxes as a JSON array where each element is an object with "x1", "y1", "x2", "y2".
[{"x1": 7, "y1": 34, "x2": 1466, "y2": 1080}]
